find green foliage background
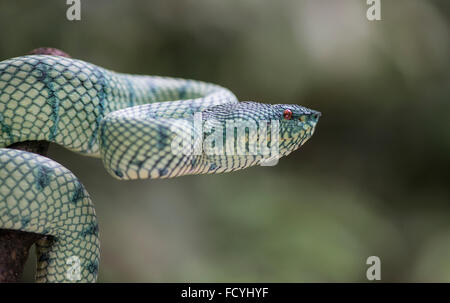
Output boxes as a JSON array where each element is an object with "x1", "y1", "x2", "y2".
[{"x1": 1, "y1": 0, "x2": 449, "y2": 282}]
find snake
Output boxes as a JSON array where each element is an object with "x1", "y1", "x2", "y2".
[{"x1": 0, "y1": 48, "x2": 320, "y2": 282}]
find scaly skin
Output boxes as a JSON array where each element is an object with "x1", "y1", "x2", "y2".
[{"x1": 0, "y1": 53, "x2": 320, "y2": 282}]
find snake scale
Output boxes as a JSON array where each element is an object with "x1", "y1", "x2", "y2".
[{"x1": 0, "y1": 49, "x2": 320, "y2": 282}]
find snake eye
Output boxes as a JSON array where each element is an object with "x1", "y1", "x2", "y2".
[{"x1": 283, "y1": 109, "x2": 292, "y2": 120}]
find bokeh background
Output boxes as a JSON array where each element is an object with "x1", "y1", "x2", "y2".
[{"x1": 0, "y1": 0, "x2": 449, "y2": 282}]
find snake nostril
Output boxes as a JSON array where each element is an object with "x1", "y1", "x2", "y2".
[{"x1": 312, "y1": 113, "x2": 320, "y2": 121}]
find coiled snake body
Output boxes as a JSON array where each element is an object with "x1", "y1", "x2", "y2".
[{"x1": 0, "y1": 51, "x2": 320, "y2": 282}]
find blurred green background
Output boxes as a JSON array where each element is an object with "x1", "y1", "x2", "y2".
[{"x1": 1, "y1": 0, "x2": 449, "y2": 282}]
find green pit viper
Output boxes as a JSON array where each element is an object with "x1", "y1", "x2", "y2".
[{"x1": 0, "y1": 48, "x2": 320, "y2": 282}]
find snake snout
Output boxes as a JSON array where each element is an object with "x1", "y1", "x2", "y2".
[{"x1": 310, "y1": 110, "x2": 321, "y2": 123}]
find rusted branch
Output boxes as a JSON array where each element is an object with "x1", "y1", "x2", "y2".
[{"x1": 0, "y1": 230, "x2": 43, "y2": 282}]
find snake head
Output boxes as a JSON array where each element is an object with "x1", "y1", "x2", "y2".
[
  {"x1": 271, "y1": 103, "x2": 321, "y2": 156},
  {"x1": 201, "y1": 101, "x2": 320, "y2": 163}
]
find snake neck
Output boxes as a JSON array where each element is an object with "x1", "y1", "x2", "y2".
[{"x1": 99, "y1": 101, "x2": 317, "y2": 180}]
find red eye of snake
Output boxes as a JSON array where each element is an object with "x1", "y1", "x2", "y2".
[{"x1": 283, "y1": 109, "x2": 292, "y2": 120}]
